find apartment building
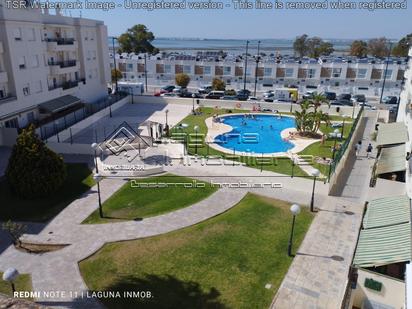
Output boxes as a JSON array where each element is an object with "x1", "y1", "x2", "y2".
[
  {"x1": 112, "y1": 53, "x2": 407, "y2": 96},
  {"x1": 0, "y1": 3, "x2": 110, "y2": 129}
]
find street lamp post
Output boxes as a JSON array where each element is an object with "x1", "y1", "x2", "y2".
[
  {"x1": 243, "y1": 40, "x2": 250, "y2": 91},
  {"x1": 332, "y1": 129, "x2": 340, "y2": 160},
  {"x1": 2, "y1": 268, "x2": 19, "y2": 294},
  {"x1": 288, "y1": 204, "x2": 301, "y2": 257},
  {"x1": 194, "y1": 125, "x2": 199, "y2": 155},
  {"x1": 192, "y1": 93, "x2": 196, "y2": 114},
  {"x1": 93, "y1": 173, "x2": 103, "y2": 218},
  {"x1": 91, "y1": 143, "x2": 99, "y2": 173},
  {"x1": 254, "y1": 40, "x2": 261, "y2": 97},
  {"x1": 112, "y1": 37, "x2": 118, "y2": 92},
  {"x1": 165, "y1": 109, "x2": 169, "y2": 127},
  {"x1": 310, "y1": 169, "x2": 320, "y2": 212},
  {"x1": 379, "y1": 42, "x2": 393, "y2": 104},
  {"x1": 341, "y1": 115, "x2": 347, "y2": 139}
]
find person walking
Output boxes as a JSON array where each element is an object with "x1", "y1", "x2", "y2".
[
  {"x1": 355, "y1": 141, "x2": 361, "y2": 156},
  {"x1": 366, "y1": 143, "x2": 373, "y2": 159}
]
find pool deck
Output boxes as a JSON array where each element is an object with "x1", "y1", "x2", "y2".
[{"x1": 205, "y1": 113, "x2": 320, "y2": 157}]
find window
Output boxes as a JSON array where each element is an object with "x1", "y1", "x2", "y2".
[
  {"x1": 183, "y1": 65, "x2": 191, "y2": 74},
  {"x1": 285, "y1": 68, "x2": 294, "y2": 78},
  {"x1": 34, "y1": 80, "x2": 42, "y2": 93},
  {"x1": 92, "y1": 51, "x2": 97, "y2": 60},
  {"x1": 13, "y1": 28, "x2": 22, "y2": 41},
  {"x1": 384, "y1": 70, "x2": 392, "y2": 79},
  {"x1": 5, "y1": 118, "x2": 19, "y2": 128},
  {"x1": 18, "y1": 57, "x2": 26, "y2": 69},
  {"x1": 357, "y1": 69, "x2": 367, "y2": 79},
  {"x1": 204, "y1": 66, "x2": 211, "y2": 75},
  {"x1": 224, "y1": 66, "x2": 231, "y2": 75},
  {"x1": 23, "y1": 84, "x2": 30, "y2": 96},
  {"x1": 31, "y1": 55, "x2": 39, "y2": 68},
  {"x1": 164, "y1": 65, "x2": 172, "y2": 74},
  {"x1": 27, "y1": 112, "x2": 35, "y2": 123},
  {"x1": 264, "y1": 68, "x2": 272, "y2": 77},
  {"x1": 27, "y1": 28, "x2": 35, "y2": 41},
  {"x1": 308, "y1": 69, "x2": 316, "y2": 78},
  {"x1": 127, "y1": 64, "x2": 133, "y2": 72},
  {"x1": 87, "y1": 51, "x2": 91, "y2": 61},
  {"x1": 332, "y1": 68, "x2": 341, "y2": 78}
]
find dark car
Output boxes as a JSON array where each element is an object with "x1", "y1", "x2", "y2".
[
  {"x1": 323, "y1": 91, "x2": 336, "y2": 100},
  {"x1": 179, "y1": 92, "x2": 201, "y2": 98},
  {"x1": 205, "y1": 91, "x2": 225, "y2": 100},
  {"x1": 236, "y1": 89, "x2": 251, "y2": 101},
  {"x1": 221, "y1": 95, "x2": 238, "y2": 100},
  {"x1": 338, "y1": 93, "x2": 351, "y2": 101},
  {"x1": 382, "y1": 96, "x2": 398, "y2": 104}
]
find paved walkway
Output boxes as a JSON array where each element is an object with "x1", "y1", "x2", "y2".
[
  {"x1": 270, "y1": 111, "x2": 378, "y2": 309},
  {"x1": 0, "y1": 160, "x2": 330, "y2": 308}
]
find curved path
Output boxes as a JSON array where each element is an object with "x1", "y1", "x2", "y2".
[{"x1": 0, "y1": 161, "x2": 329, "y2": 308}]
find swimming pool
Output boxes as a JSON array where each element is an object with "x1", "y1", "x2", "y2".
[{"x1": 214, "y1": 114, "x2": 295, "y2": 154}]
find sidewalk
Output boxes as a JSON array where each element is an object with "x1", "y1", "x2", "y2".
[{"x1": 270, "y1": 111, "x2": 378, "y2": 308}]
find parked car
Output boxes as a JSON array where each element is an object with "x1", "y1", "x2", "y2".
[
  {"x1": 179, "y1": 92, "x2": 201, "y2": 98},
  {"x1": 263, "y1": 92, "x2": 275, "y2": 102},
  {"x1": 337, "y1": 93, "x2": 352, "y2": 101},
  {"x1": 323, "y1": 91, "x2": 336, "y2": 100},
  {"x1": 160, "y1": 93, "x2": 177, "y2": 97},
  {"x1": 352, "y1": 94, "x2": 366, "y2": 103},
  {"x1": 154, "y1": 85, "x2": 175, "y2": 96},
  {"x1": 205, "y1": 91, "x2": 225, "y2": 100},
  {"x1": 382, "y1": 96, "x2": 398, "y2": 104},
  {"x1": 172, "y1": 86, "x2": 188, "y2": 95},
  {"x1": 389, "y1": 106, "x2": 398, "y2": 113},
  {"x1": 247, "y1": 96, "x2": 259, "y2": 102},
  {"x1": 236, "y1": 89, "x2": 251, "y2": 101},
  {"x1": 359, "y1": 102, "x2": 374, "y2": 109},
  {"x1": 302, "y1": 91, "x2": 317, "y2": 100},
  {"x1": 198, "y1": 85, "x2": 212, "y2": 94}
]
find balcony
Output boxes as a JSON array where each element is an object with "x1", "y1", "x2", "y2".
[
  {"x1": 0, "y1": 71, "x2": 8, "y2": 83},
  {"x1": 46, "y1": 38, "x2": 77, "y2": 52},
  {"x1": 48, "y1": 60, "x2": 79, "y2": 75},
  {"x1": 48, "y1": 79, "x2": 85, "y2": 91}
]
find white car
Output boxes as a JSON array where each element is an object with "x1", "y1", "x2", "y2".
[{"x1": 247, "y1": 96, "x2": 259, "y2": 102}]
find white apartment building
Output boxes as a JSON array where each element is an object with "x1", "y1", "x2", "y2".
[
  {"x1": 113, "y1": 53, "x2": 407, "y2": 96},
  {"x1": 0, "y1": 2, "x2": 110, "y2": 128}
]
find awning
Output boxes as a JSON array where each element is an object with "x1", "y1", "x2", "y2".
[
  {"x1": 353, "y1": 222, "x2": 411, "y2": 268},
  {"x1": 376, "y1": 144, "x2": 407, "y2": 175},
  {"x1": 376, "y1": 122, "x2": 408, "y2": 146},
  {"x1": 38, "y1": 95, "x2": 81, "y2": 114},
  {"x1": 363, "y1": 195, "x2": 410, "y2": 229}
]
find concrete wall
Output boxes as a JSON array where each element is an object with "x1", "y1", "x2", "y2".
[
  {"x1": 0, "y1": 127, "x2": 17, "y2": 146},
  {"x1": 329, "y1": 116, "x2": 367, "y2": 195},
  {"x1": 349, "y1": 269, "x2": 405, "y2": 309},
  {"x1": 132, "y1": 95, "x2": 360, "y2": 117}
]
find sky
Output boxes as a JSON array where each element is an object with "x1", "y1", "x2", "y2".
[{"x1": 58, "y1": 0, "x2": 411, "y2": 39}]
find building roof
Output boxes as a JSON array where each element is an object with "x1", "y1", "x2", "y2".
[
  {"x1": 363, "y1": 195, "x2": 410, "y2": 229},
  {"x1": 376, "y1": 122, "x2": 408, "y2": 146},
  {"x1": 353, "y1": 222, "x2": 411, "y2": 268},
  {"x1": 376, "y1": 144, "x2": 407, "y2": 174},
  {"x1": 38, "y1": 95, "x2": 81, "y2": 114}
]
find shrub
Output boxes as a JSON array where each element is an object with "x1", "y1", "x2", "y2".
[
  {"x1": 212, "y1": 78, "x2": 226, "y2": 91},
  {"x1": 175, "y1": 73, "x2": 190, "y2": 87},
  {"x1": 5, "y1": 125, "x2": 67, "y2": 199}
]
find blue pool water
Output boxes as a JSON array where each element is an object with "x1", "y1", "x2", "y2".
[{"x1": 214, "y1": 114, "x2": 295, "y2": 154}]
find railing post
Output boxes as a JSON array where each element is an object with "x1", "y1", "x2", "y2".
[{"x1": 70, "y1": 128, "x2": 73, "y2": 144}]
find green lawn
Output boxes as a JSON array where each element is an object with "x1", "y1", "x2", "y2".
[
  {"x1": 0, "y1": 163, "x2": 94, "y2": 222},
  {"x1": 80, "y1": 193, "x2": 313, "y2": 309},
  {"x1": 0, "y1": 272, "x2": 32, "y2": 298},
  {"x1": 83, "y1": 174, "x2": 217, "y2": 224},
  {"x1": 170, "y1": 107, "x2": 307, "y2": 176}
]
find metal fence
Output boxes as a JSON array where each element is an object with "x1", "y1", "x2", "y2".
[
  {"x1": 328, "y1": 105, "x2": 365, "y2": 181},
  {"x1": 38, "y1": 93, "x2": 127, "y2": 140}
]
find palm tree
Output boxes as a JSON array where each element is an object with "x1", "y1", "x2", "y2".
[{"x1": 294, "y1": 96, "x2": 330, "y2": 136}]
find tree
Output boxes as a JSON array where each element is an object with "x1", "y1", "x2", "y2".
[
  {"x1": 5, "y1": 125, "x2": 67, "y2": 199},
  {"x1": 368, "y1": 37, "x2": 390, "y2": 58},
  {"x1": 294, "y1": 96, "x2": 330, "y2": 136},
  {"x1": 212, "y1": 78, "x2": 226, "y2": 91},
  {"x1": 293, "y1": 35, "x2": 334, "y2": 58},
  {"x1": 117, "y1": 24, "x2": 159, "y2": 55},
  {"x1": 350, "y1": 40, "x2": 368, "y2": 58},
  {"x1": 2, "y1": 221, "x2": 26, "y2": 247},
  {"x1": 392, "y1": 34, "x2": 412, "y2": 57},
  {"x1": 293, "y1": 34, "x2": 309, "y2": 57},
  {"x1": 175, "y1": 73, "x2": 190, "y2": 88},
  {"x1": 111, "y1": 68, "x2": 122, "y2": 83}
]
